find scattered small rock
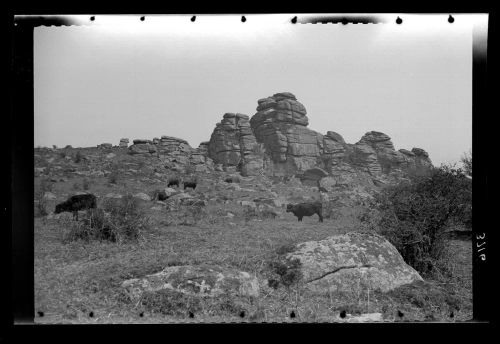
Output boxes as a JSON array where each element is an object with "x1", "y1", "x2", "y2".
[
  {"x1": 105, "y1": 193, "x2": 123, "y2": 199},
  {"x1": 134, "y1": 192, "x2": 151, "y2": 201}
]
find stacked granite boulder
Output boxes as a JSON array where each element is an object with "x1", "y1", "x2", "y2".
[
  {"x1": 321, "y1": 131, "x2": 348, "y2": 171},
  {"x1": 97, "y1": 143, "x2": 113, "y2": 149},
  {"x1": 345, "y1": 131, "x2": 433, "y2": 181},
  {"x1": 156, "y1": 136, "x2": 192, "y2": 170},
  {"x1": 398, "y1": 148, "x2": 433, "y2": 171},
  {"x1": 197, "y1": 142, "x2": 210, "y2": 155},
  {"x1": 155, "y1": 136, "x2": 214, "y2": 173},
  {"x1": 119, "y1": 138, "x2": 129, "y2": 148},
  {"x1": 350, "y1": 131, "x2": 405, "y2": 175},
  {"x1": 123, "y1": 92, "x2": 433, "y2": 185},
  {"x1": 129, "y1": 139, "x2": 157, "y2": 155},
  {"x1": 207, "y1": 113, "x2": 264, "y2": 176},
  {"x1": 157, "y1": 136, "x2": 192, "y2": 156},
  {"x1": 250, "y1": 92, "x2": 323, "y2": 175}
]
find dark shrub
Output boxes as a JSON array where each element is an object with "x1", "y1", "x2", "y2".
[
  {"x1": 460, "y1": 150, "x2": 472, "y2": 177},
  {"x1": 35, "y1": 194, "x2": 48, "y2": 217},
  {"x1": 108, "y1": 164, "x2": 120, "y2": 184},
  {"x1": 66, "y1": 194, "x2": 149, "y2": 243},
  {"x1": 101, "y1": 194, "x2": 149, "y2": 241},
  {"x1": 34, "y1": 178, "x2": 53, "y2": 217},
  {"x1": 74, "y1": 151, "x2": 84, "y2": 163},
  {"x1": 82, "y1": 178, "x2": 90, "y2": 190},
  {"x1": 268, "y1": 258, "x2": 303, "y2": 289},
  {"x1": 375, "y1": 165, "x2": 472, "y2": 276}
]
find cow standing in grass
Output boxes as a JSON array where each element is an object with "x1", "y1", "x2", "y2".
[
  {"x1": 286, "y1": 202, "x2": 323, "y2": 222},
  {"x1": 54, "y1": 194, "x2": 97, "y2": 220},
  {"x1": 184, "y1": 181, "x2": 197, "y2": 190},
  {"x1": 167, "y1": 179, "x2": 180, "y2": 188}
]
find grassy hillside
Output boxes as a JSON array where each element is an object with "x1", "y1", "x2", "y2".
[{"x1": 33, "y1": 147, "x2": 472, "y2": 323}]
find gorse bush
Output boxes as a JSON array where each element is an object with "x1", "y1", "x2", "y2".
[
  {"x1": 460, "y1": 149, "x2": 472, "y2": 177},
  {"x1": 375, "y1": 164, "x2": 472, "y2": 276},
  {"x1": 107, "y1": 164, "x2": 120, "y2": 184},
  {"x1": 34, "y1": 178, "x2": 53, "y2": 217},
  {"x1": 82, "y1": 178, "x2": 90, "y2": 190},
  {"x1": 267, "y1": 244, "x2": 303, "y2": 289},
  {"x1": 74, "y1": 151, "x2": 84, "y2": 163},
  {"x1": 102, "y1": 194, "x2": 149, "y2": 241},
  {"x1": 66, "y1": 194, "x2": 149, "y2": 243},
  {"x1": 268, "y1": 258, "x2": 303, "y2": 289}
]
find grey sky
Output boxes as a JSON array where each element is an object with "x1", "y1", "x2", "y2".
[{"x1": 34, "y1": 14, "x2": 476, "y2": 166}]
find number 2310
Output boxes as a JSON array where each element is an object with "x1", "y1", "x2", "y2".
[{"x1": 476, "y1": 233, "x2": 486, "y2": 261}]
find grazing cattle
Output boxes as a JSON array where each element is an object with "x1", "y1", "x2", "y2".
[
  {"x1": 152, "y1": 190, "x2": 169, "y2": 201},
  {"x1": 286, "y1": 202, "x2": 323, "y2": 222},
  {"x1": 184, "y1": 181, "x2": 197, "y2": 190},
  {"x1": 167, "y1": 179, "x2": 180, "y2": 188},
  {"x1": 54, "y1": 194, "x2": 97, "y2": 220}
]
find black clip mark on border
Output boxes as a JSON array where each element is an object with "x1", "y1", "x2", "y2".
[{"x1": 301, "y1": 15, "x2": 385, "y2": 24}]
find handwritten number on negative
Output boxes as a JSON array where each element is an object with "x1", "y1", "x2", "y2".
[{"x1": 475, "y1": 233, "x2": 486, "y2": 261}]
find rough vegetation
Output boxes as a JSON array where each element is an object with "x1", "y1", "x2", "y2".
[
  {"x1": 34, "y1": 92, "x2": 472, "y2": 323},
  {"x1": 372, "y1": 165, "x2": 472, "y2": 277}
]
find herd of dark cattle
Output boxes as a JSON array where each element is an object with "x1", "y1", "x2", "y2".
[
  {"x1": 166, "y1": 178, "x2": 197, "y2": 190},
  {"x1": 53, "y1": 179, "x2": 324, "y2": 223}
]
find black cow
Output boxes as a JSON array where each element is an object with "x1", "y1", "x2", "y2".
[
  {"x1": 152, "y1": 190, "x2": 169, "y2": 201},
  {"x1": 54, "y1": 194, "x2": 97, "y2": 220},
  {"x1": 184, "y1": 181, "x2": 197, "y2": 190},
  {"x1": 157, "y1": 190, "x2": 169, "y2": 201},
  {"x1": 167, "y1": 179, "x2": 180, "y2": 188},
  {"x1": 286, "y1": 202, "x2": 323, "y2": 222}
]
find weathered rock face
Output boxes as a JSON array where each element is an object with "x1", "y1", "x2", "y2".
[
  {"x1": 125, "y1": 92, "x2": 433, "y2": 182},
  {"x1": 405, "y1": 148, "x2": 433, "y2": 170},
  {"x1": 298, "y1": 167, "x2": 329, "y2": 187},
  {"x1": 197, "y1": 142, "x2": 210, "y2": 155},
  {"x1": 336, "y1": 131, "x2": 433, "y2": 182},
  {"x1": 119, "y1": 138, "x2": 129, "y2": 148},
  {"x1": 349, "y1": 131, "x2": 403, "y2": 175},
  {"x1": 208, "y1": 113, "x2": 264, "y2": 176},
  {"x1": 321, "y1": 131, "x2": 348, "y2": 171},
  {"x1": 286, "y1": 232, "x2": 423, "y2": 293},
  {"x1": 127, "y1": 136, "x2": 212, "y2": 172},
  {"x1": 250, "y1": 92, "x2": 322, "y2": 175},
  {"x1": 128, "y1": 140, "x2": 156, "y2": 155},
  {"x1": 157, "y1": 136, "x2": 192, "y2": 156},
  {"x1": 156, "y1": 136, "x2": 207, "y2": 172},
  {"x1": 121, "y1": 265, "x2": 259, "y2": 300},
  {"x1": 97, "y1": 143, "x2": 113, "y2": 149}
]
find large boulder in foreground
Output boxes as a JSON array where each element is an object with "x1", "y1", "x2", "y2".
[
  {"x1": 286, "y1": 232, "x2": 423, "y2": 293},
  {"x1": 121, "y1": 265, "x2": 259, "y2": 300}
]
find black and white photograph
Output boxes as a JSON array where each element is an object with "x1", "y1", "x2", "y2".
[{"x1": 19, "y1": 13, "x2": 488, "y2": 323}]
